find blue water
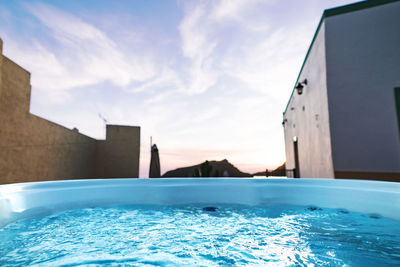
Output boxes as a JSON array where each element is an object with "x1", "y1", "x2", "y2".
[{"x1": 1, "y1": 205, "x2": 399, "y2": 266}]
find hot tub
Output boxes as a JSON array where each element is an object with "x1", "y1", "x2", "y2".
[{"x1": 1, "y1": 178, "x2": 399, "y2": 265}]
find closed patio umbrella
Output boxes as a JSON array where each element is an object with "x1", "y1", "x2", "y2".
[{"x1": 149, "y1": 144, "x2": 161, "y2": 178}]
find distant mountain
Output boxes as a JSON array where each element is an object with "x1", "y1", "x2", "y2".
[
  {"x1": 253, "y1": 163, "x2": 286, "y2": 177},
  {"x1": 162, "y1": 159, "x2": 252, "y2": 178}
]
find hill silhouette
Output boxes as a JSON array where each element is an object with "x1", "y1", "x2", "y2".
[{"x1": 162, "y1": 159, "x2": 252, "y2": 178}]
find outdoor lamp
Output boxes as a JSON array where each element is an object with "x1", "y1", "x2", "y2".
[{"x1": 295, "y1": 79, "x2": 307, "y2": 95}]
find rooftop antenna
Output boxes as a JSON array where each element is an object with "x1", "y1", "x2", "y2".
[
  {"x1": 98, "y1": 113, "x2": 108, "y2": 135},
  {"x1": 150, "y1": 136, "x2": 152, "y2": 151},
  {"x1": 98, "y1": 113, "x2": 108, "y2": 125}
]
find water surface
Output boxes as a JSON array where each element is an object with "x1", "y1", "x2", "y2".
[{"x1": 1, "y1": 205, "x2": 399, "y2": 266}]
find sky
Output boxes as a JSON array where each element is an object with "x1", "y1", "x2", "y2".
[{"x1": 0, "y1": 0, "x2": 358, "y2": 178}]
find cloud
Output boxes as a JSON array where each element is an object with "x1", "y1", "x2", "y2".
[
  {"x1": 144, "y1": 90, "x2": 176, "y2": 105},
  {"x1": 129, "y1": 0, "x2": 303, "y2": 98},
  {"x1": 132, "y1": 67, "x2": 183, "y2": 93},
  {"x1": 175, "y1": 0, "x2": 310, "y2": 99},
  {"x1": 178, "y1": 3, "x2": 219, "y2": 95},
  {"x1": 211, "y1": 0, "x2": 271, "y2": 31},
  {"x1": 8, "y1": 3, "x2": 156, "y2": 94}
]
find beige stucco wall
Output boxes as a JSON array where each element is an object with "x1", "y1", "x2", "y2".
[
  {"x1": 0, "y1": 38, "x2": 140, "y2": 184},
  {"x1": 283, "y1": 21, "x2": 334, "y2": 178}
]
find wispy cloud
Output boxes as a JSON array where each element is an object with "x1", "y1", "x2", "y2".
[
  {"x1": 8, "y1": 3, "x2": 156, "y2": 95},
  {"x1": 179, "y1": 0, "x2": 313, "y2": 99},
  {"x1": 178, "y1": 3, "x2": 219, "y2": 95}
]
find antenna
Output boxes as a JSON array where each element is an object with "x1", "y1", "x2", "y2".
[
  {"x1": 98, "y1": 113, "x2": 107, "y2": 125},
  {"x1": 98, "y1": 114, "x2": 108, "y2": 136}
]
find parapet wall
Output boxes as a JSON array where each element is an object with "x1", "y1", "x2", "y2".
[
  {"x1": 0, "y1": 39, "x2": 140, "y2": 184},
  {"x1": 96, "y1": 126, "x2": 140, "y2": 178}
]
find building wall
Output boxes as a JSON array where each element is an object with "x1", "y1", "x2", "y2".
[
  {"x1": 96, "y1": 125, "x2": 140, "y2": 178},
  {"x1": 325, "y1": 2, "x2": 400, "y2": 179},
  {"x1": 283, "y1": 21, "x2": 334, "y2": 178},
  {"x1": 0, "y1": 38, "x2": 140, "y2": 184},
  {"x1": 0, "y1": 39, "x2": 3, "y2": 110}
]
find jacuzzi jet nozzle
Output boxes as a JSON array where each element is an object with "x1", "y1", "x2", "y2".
[{"x1": 203, "y1": 207, "x2": 217, "y2": 212}]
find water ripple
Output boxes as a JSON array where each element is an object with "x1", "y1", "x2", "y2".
[{"x1": 0, "y1": 205, "x2": 399, "y2": 266}]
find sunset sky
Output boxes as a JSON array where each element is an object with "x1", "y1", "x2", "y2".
[{"x1": 0, "y1": 0, "x2": 357, "y2": 177}]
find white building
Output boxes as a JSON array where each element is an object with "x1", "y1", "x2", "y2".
[{"x1": 283, "y1": 0, "x2": 400, "y2": 181}]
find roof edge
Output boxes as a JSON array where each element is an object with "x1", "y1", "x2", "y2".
[
  {"x1": 324, "y1": 0, "x2": 400, "y2": 18},
  {"x1": 283, "y1": 16, "x2": 324, "y2": 115}
]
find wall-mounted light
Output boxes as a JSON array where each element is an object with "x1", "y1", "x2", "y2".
[
  {"x1": 282, "y1": 118, "x2": 288, "y2": 126},
  {"x1": 295, "y1": 79, "x2": 307, "y2": 95}
]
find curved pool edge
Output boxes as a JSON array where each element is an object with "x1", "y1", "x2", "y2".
[{"x1": 1, "y1": 178, "x2": 399, "y2": 227}]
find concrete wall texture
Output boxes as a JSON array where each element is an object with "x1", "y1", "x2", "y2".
[
  {"x1": 0, "y1": 38, "x2": 140, "y2": 184},
  {"x1": 283, "y1": 0, "x2": 400, "y2": 182}
]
